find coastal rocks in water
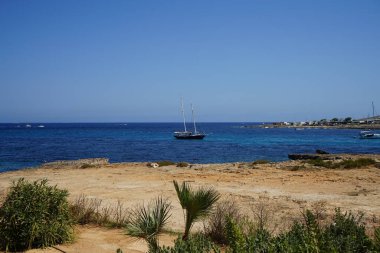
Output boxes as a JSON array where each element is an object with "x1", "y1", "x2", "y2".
[
  {"x1": 288, "y1": 154, "x2": 322, "y2": 160},
  {"x1": 288, "y1": 153, "x2": 343, "y2": 161},
  {"x1": 316, "y1": 149, "x2": 329, "y2": 154}
]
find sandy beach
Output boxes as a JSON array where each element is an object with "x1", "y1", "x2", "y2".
[{"x1": 1, "y1": 155, "x2": 380, "y2": 253}]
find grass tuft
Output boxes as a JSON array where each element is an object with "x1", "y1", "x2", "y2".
[{"x1": 69, "y1": 195, "x2": 128, "y2": 228}]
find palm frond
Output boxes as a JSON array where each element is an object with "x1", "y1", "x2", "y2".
[
  {"x1": 126, "y1": 197, "x2": 172, "y2": 240},
  {"x1": 173, "y1": 180, "x2": 220, "y2": 239},
  {"x1": 173, "y1": 180, "x2": 191, "y2": 209}
]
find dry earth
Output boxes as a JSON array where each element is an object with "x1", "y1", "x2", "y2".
[{"x1": 0, "y1": 155, "x2": 380, "y2": 253}]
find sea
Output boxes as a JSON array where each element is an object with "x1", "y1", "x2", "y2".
[{"x1": 1, "y1": 123, "x2": 379, "y2": 173}]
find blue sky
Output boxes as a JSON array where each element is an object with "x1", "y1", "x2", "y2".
[{"x1": 1, "y1": 0, "x2": 379, "y2": 122}]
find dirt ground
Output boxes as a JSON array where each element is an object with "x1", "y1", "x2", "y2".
[{"x1": 0, "y1": 155, "x2": 379, "y2": 253}]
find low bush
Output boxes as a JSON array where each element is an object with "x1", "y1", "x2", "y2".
[
  {"x1": 156, "y1": 160, "x2": 176, "y2": 167},
  {"x1": 307, "y1": 158, "x2": 376, "y2": 169},
  {"x1": 176, "y1": 162, "x2": 189, "y2": 167},
  {"x1": 204, "y1": 200, "x2": 243, "y2": 245},
  {"x1": 307, "y1": 158, "x2": 335, "y2": 168},
  {"x1": 0, "y1": 178, "x2": 74, "y2": 251},
  {"x1": 289, "y1": 165, "x2": 306, "y2": 171},
  {"x1": 80, "y1": 163, "x2": 96, "y2": 169},
  {"x1": 221, "y1": 208, "x2": 374, "y2": 253},
  {"x1": 339, "y1": 158, "x2": 376, "y2": 169},
  {"x1": 225, "y1": 217, "x2": 245, "y2": 253},
  {"x1": 323, "y1": 209, "x2": 372, "y2": 252},
  {"x1": 159, "y1": 234, "x2": 220, "y2": 253}
]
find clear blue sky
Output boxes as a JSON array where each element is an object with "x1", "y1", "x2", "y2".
[{"x1": 1, "y1": 0, "x2": 379, "y2": 122}]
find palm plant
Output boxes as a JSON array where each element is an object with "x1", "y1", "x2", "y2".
[
  {"x1": 173, "y1": 180, "x2": 220, "y2": 240},
  {"x1": 126, "y1": 197, "x2": 172, "y2": 253}
]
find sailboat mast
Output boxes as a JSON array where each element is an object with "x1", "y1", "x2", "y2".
[
  {"x1": 372, "y1": 101, "x2": 375, "y2": 118},
  {"x1": 191, "y1": 103, "x2": 197, "y2": 133},
  {"x1": 181, "y1": 98, "x2": 187, "y2": 132}
]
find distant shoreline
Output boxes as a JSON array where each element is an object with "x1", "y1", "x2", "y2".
[{"x1": 242, "y1": 124, "x2": 380, "y2": 130}]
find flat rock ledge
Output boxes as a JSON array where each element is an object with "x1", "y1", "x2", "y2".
[{"x1": 41, "y1": 158, "x2": 109, "y2": 169}]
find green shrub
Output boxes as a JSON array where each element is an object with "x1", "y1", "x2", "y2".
[
  {"x1": 270, "y1": 211, "x2": 323, "y2": 252},
  {"x1": 307, "y1": 158, "x2": 335, "y2": 168},
  {"x1": 176, "y1": 162, "x2": 189, "y2": 167},
  {"x1": 204, "y1": 200, "x2": 242, "y2": 245},
  {"x1": 374, "y1": 227, "x2": 380, "y2": 251},
  {"x1": 339, "y1": 158, "x2": 376, "y2": 169},
  {"x1": 157, "y1": 161, "x2": 176, "y2": 167},
  {"x1": 0, "y1": 178, "x2": 74, "y2": 251},
  {"x1": 245, "y1": 228, "x2": 273, "y2": 252},
  {"x1": 159, "y1": 234, "x2": 220, "y2": 253},
  {"x1": 323, "y1": 208, "x2": 372, "y2": 252},
  {"x1": 225, "y1": 217, "x2": 245, "y2": 253},
  {"x1": 224, "y1": 216, "x2": 274, "y2": 253}
]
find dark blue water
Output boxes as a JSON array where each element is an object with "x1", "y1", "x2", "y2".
[{"x1": 1, "y1": 123, "x2": 379, "y2": 172}]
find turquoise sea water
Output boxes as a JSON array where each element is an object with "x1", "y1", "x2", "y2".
[{"x1": 0, "y1": 123, "x2": 379, "y2": 172}]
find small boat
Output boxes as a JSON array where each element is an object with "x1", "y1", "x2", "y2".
[
  {"x1": 174, "y1": 99, "x2": 205, "y2": 140},
  {"x1": 25, "y1": 124, "x2": 32, "y2": 128},
  {"x1": 359, "y1": 130, "x2": 380, "y2": 139},
  {"x1": 37, "y1": 125, "x2": 45, "y2": 128}
]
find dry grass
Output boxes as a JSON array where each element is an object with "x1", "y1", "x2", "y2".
[{"x1": 70, "y1": 194, "x2": 129, "y2": 228}]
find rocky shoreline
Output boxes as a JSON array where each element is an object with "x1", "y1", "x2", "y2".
[{"x1": 243, "y1": 124, "x2": 380, "y2": 130}]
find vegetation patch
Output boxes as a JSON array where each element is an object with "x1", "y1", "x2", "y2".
[
  {"x1": 0, "y1": 178, "x2": 74, "y2": 251},
  {"x1": 204, "y1": 200, "x2": 244, "y2": 245},
  {"x1": 252, "y1": 159, "x2": 270, "y2": 165},
  {"x1": 306, "y1": 158, "x2": 376, "y2": 169},
  {"x1": 218, "y1": 208, "x2": 373, "y2": 253},
  {"x1": 80, "y1": 163, "x2": 97, "y2": 169},
  {"x1": 126, "y1": 197, "x2": 172, "y2": 252},
  {"x1": 70, "y1": 195, "x2": 128, "y2": 228},
  {"x1": 176, "y1": 162, "x2": 189, "y2": 167},
  {"x1": 159, "y1": 234, "x2": 220, "y2": 253},
  {"x1": 117, "y1": 181, "x2": 380, "y2": 253},
  {"x1": 289, "y1": 165, "x2": 307, "y2": 171},
  {"x1": 156, "y1": 160, "x2": 176, "y2": 167}
]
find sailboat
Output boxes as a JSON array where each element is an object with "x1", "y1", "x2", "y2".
[{"x1": 174, "y1": 99, "x2": 206, "y2": 140}]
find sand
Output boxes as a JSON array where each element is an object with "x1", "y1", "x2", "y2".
[{"x1": 0, "y1": 155, "x2": 379, "y2": 253}]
